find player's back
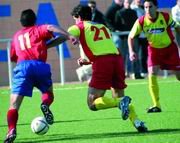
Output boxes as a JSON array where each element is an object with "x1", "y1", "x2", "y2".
[
  {"x1": 77, "y1": 21, "x2": 119, "y2": 56},
  {"x1": 11, "y1": 25, "x2": 53, "y2": 63}
]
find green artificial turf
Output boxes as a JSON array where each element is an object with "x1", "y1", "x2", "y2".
[{"x1": 0, "y1": 76, "x2": 180, "y2": 143}]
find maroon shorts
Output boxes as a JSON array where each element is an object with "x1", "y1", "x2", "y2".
[
  {"x1": 148, "y1": 42, "x2": 180, "y2": 71},
  {"x1": 89, "y1": 55, "x2": 127, "y2": 90}
]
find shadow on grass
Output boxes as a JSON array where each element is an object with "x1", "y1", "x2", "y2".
[
  {"x1": 55, "y1": 117, "x2": 120, "y2": 124},
  {"x1": 0, "y1": 117, "x2": 120, "y2": 127},
  {"x1": 16, "y1": 128, "x2": 180, "y2": 143}
]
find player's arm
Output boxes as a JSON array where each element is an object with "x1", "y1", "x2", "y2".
[
  {"x1": 68, "y1": 25, "x2": 80, "y2": 46},
  {"x1": 169, "y1": 15, "x2": 180, "y2": 47},
  {"x1": 128, "y1": 35, "x2": 135, "y2": 60},
  {"x1": 10, "y1": 40, "x2": 18, "y2": 63},
  {"x1": 128, "y1": 19, "x2": 142, "y2": 61},
  {"x1": 46, "y1": 36, "x2": 67, "y2": 49},
  {"x1": 47, "y1": 25, "x2": 69, "y2": 39},
  {"x1": 47, "y1": 25, "x2": 78, "y2": 48}
]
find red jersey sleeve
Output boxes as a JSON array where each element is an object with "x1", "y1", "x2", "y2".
[{"x1": 39, "y1": 25, "x2": 54, "y2": 41}]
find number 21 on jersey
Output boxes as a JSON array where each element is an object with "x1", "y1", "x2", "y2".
[{"x1": 91, "y1": 26, "x2": 111, "y2": 41}]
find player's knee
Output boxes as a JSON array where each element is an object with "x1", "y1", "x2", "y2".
[
  {"x1": 10, "y1": 102, "x2": 19, "y2": 110},
  {"x1": 87, "y1": 95, "x2": 97, "y2": 111},
  {"x1": 88, "y1": 104, "x2": 97, "y2": 111}
]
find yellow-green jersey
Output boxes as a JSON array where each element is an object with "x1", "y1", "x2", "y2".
[
  {"x1": 129, "y1": 12, "x2": 179, "y2": 48},
  {"x1": 68, "y1": 21, "x2": 119, "y2": 61}
]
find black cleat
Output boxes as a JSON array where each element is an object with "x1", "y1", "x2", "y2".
[
  {"x1": 41, "y1": 103, "x2": 54, "y2": 125},
  {"x1": 147, "y1": 107, "x2": 162, "y2": 113},
  {"x1": 4, "y1": 128, "x2": 16, "y2": 143},
  {"x1": 119, "y1": 96, "x2": 131, "y2": 120}
]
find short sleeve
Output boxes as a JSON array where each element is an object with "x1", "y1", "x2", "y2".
[
  {"x1": 68, "y1": 25, "x2": 80, "y2": 37},
  {"x1": 129, "y1": 19, "x2": 143, "y2": 38},
  {"x1": 39, "y1": 25, "x2": 54, "y2": 40}
]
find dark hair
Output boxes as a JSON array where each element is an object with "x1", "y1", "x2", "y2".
[
  {"x1": 143, "y1": 0, "x2": 158, "y2": 6},
  {"x1": 20, "y1": 9, "x2": 36, "y2": 27},
  {"x1": 88, "y1": 0, "x2": 96, "y2": 6},
  {"x1": 71, "y1": 5, "x2": 92, "y2": 20}
]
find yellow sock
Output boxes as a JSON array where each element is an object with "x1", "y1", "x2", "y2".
[
  {"x1": 94, "y1": 96, "x2": 120, "y2": 110},
  {"x1": 129, "y1": 104, "x2": 138, "y2": 123},
  {"x1": 148, "y1": 75, "x2": 161, "y2": 108}
]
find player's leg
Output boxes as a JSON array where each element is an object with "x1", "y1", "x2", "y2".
[
  {"x1": 41, "y1": 86, "x2": 54, "y2": 106},
  {"x1": 147, "y1": 66, "x2": 162, "y2": 113},
  {"x1": 112, "y1": 55, "x2": 132, "y2": 120},
  {"x1": 87, "y1": 87, "x2": 113, "y2": 110},
  {"x1": 129, "y1": 104, "x2": 148, "y2": 132},
  {"x1": 87, "y1": 55, "x2": 121, "y2": 111},
  {"x1": 113, "y1": 53, "x2": 147, "y2": 132},
  {"x1": 36, "y1": 61, "x2": 54, "y2": 125},
  {"x1": 112, "y1": 88, "x2": 131, "y2": 120},
  {"x1": 87, "y1": 87, "x2": 131, "y2": 111},
  {"x1": 4, "y1": 94, "x2": 24, "y2": 143},
  {"x1": 88, "y1": 87, "x2": 131, "y2": 121},
  {"x1": 5, "y1": 61, "x2": 33, "y2": 143},
  {"x1": 40, "y1": 86, "x2": 54, "y2": 125},
  {"x1": 87, "y1": 87, "x2": 131, "y2": 121},
  {"x1": 113, "y1": 88, "x2": 148, "y2": 132}
]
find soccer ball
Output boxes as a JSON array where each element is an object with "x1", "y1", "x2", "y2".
[{"x1": 31, "y1": 116, "x2": 49, "y2": 135}]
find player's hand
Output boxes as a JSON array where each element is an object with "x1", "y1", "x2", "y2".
[
  {"x1": 129, "y1": 51, "x2": 137, "y2": 61},
  {"x1": 77, "y1": 58, "x2": 91, "y2": 66},
  {"x1": 69, "y1": 36, "x2": 79, "y2": 45}
]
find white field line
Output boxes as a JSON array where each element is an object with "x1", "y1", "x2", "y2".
[
  {"x1": 1, "y1": 80, "x2": 178, "y2": 95},
  {"x1": 37, "y1": 79, "x2": 179, "y2": 92}
]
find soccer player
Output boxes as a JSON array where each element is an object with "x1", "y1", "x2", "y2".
[
  {"x1": 128, "y1": 0, "x2": 180, "y2": 113},
  {"x1": 4, "y1": 9, "x2": 76, "y2": 143},
  {"x1": 68, "y1": 4, "x2": 148, "y2": 132}
]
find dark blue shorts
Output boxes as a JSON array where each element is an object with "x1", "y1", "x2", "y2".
[{"x1": 12, "y1": 60, "x2": 52, "y2": 97}]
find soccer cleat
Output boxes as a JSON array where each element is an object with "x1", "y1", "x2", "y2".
[
  {"x1": 131, "y1": 74, "x2": 144, "y2": 79},
  {"x1": 147, "y1": 107, "x2": 162, "y2": 113},
  {"x1": 134, "y1": 120, "x2": 148, "y2": 133},
  {"x1": 4, "y1": 128, "x2": 16, "y2": 143},
  {"x1": 119, "y1": 96, "x2": 131, "y2": 120},
  {"x1": 41, "y1": 103, "x2": 54, "y2": 125}
]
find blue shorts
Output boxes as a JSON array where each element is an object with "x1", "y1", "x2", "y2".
[{"x1": 12, "y1": 60, "x2": 52, "y2": 97}]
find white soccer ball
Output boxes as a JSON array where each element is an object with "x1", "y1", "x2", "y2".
[{"x1": 31, "y1": 116, "x2": 49, "y2": 135}]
